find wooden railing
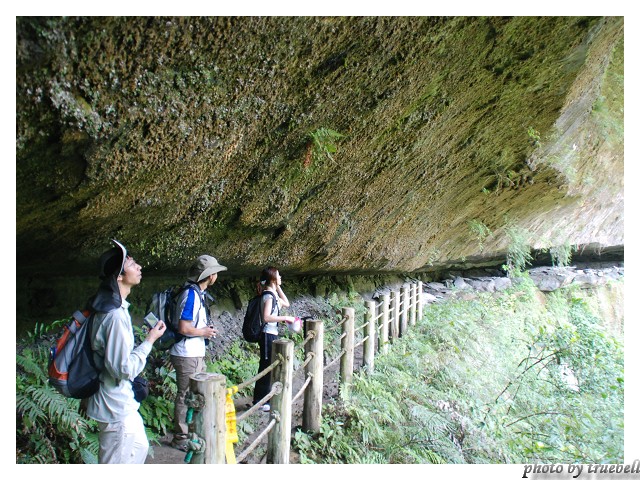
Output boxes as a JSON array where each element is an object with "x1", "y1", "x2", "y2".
[{"x1": 183, "y1": 280, "x2": 424, "y2": 463}]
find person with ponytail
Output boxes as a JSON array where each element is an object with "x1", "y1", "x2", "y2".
[{"x1": 252, "y1": 266, "x2": 298, "y2": 412}]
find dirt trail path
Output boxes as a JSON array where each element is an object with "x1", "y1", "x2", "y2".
[{"x1": 146, "y1": 339, "x2": 350, "y2": 464}]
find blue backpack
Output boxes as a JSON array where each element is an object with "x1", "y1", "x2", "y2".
[{"x1": 48, "y1": 310, "x2": 101, "y2": 399}]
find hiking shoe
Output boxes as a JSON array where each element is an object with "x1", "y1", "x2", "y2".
[
  {"x1": 259, "y1": 404, "x2": 271, "y2": 412},
  {"x1": 171, "y1": 436, "x2": 189, "y2": 452}
]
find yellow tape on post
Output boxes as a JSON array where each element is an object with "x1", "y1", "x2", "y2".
[{"x1": 225, "y1": 386, "x2": 239, "y2": 464}]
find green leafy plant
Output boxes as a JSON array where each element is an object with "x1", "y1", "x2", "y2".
[
  {"x1": 293, "y1": 404, "x2": 366, "y2": 463},
  {"x1": 294, "y1": 277, "x2": 623, "y2": 464},
  {"x1": 304, "y1": 127, "x2": 345, "y2": 168},
  {"x1": 207, "y1": 340, "x2": 259, "y2": 386},
  {"x1": 16, "y1": 323, "x2": 99, "y2": 463},
  {"x1": 550, "y1": 243, "x2": 574, "y2": 267},
  {"x1": 485, "y1": 157, "x2": 519, "y2": 194},
  {"x1": 468, "y1": 219, "x2": 493, "y2": 252},
  {"x1": 527, "y1": 126, "x2": 541, "y2": 148},
  {"x1": 504, "y1": 225, "x2": 533, "y2": 275}
]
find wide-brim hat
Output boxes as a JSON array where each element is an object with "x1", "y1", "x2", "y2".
[
  {"x1": 92, "y1": 239, "x2": 127, "y2": 312},
  {"x1": 187, "y1": 255, "x2": 227, "y2": 282},
  {"x1": 98, "y1": 239, "x2": 128, "y2": 279}
]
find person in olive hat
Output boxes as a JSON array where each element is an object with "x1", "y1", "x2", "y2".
[
  {"x1": 169, "y1": 254, "x2": 227, "y2": 451},
  {"x1": 84, "y1": 240, "x2": 167, "y2": 463}
]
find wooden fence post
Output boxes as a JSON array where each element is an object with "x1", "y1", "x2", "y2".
[
  {"x1": 303, "y1": 319, "x2": 324, "y2": 432},
  {"x1": 267, "y1": 338, "x2": 294, "y2": 464},
  {"x1": 409, "y1": 283, "x2": 417, "y2": 327},
  {"x1": 390, "y1": 290, "x2": 399, "y2": 342},
  {"x1": 380, "y1": 293, "x2": 390, "y2": 354},
  {"x1": 399, "y1": 284, "x2": 408, "y2": 336},
  {"x1": 340, "y1": 307, "x2": 355, "y2": 388},
  {"x1": 189, "y1": 372, "x2": 226, "y2": 464},
  {"x1": 363, "y1": 300, "x2": 376, "y2": 374},
  {"x1": 418, "y1": 281, "x2": 424, "y2": 321}
]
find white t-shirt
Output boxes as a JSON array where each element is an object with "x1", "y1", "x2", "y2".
[
  {"x1": 261, "y1": 290, "x2": 280, "y2": 335},
  {"x1": 169, "y1": 285, "x2": 208, "y2": 358}
]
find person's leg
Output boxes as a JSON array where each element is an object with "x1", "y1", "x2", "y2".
[
  {"x1": 253, "y1": 333, "x2": 275, "y2": 405},
  {"x1": 127, "y1": 411, "x2": 150, "y2": 464},
  {"x1": 170, "y1": 355, "x2": 199, "y2": 441},
  {"x1": 97, "y1": 411, "x2": 149, "y2": 464},
  {"x1": 97, "y1": 419, "x2": 124, "y2": 464}
]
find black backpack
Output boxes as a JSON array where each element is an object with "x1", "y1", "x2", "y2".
[
  {"x1": 242, "y1": 291, "x2": 277, "y2": 342},
  {"x1": 48, "y1": 310, "x2": 101, "y2": 399},
  {"x1": 146, "y1": 284, "x2": 208, "y2": 350}
]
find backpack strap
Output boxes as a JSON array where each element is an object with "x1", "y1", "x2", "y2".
[
  {"x1": 185, "y1": 283, "x2": 205, "y2": 327},
  {"x1": 261, "y1": 290, "x2": 278, "y2": 318}
]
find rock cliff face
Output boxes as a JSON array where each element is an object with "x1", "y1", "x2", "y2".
[{"x1": 16, "y1": 17, "x2": 623, "y2": 277}]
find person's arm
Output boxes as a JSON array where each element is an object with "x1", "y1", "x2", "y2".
[
  {"x1": 145, "y1": 320, "x2": 166, "y2": 345},
  {"x1": 276, "y1": 285, "x2": 290, "y2": 308},
  {"x1": 177, "y1": 320, "x2": 217, "y2": 338},
  {"x1": 101, "y1": 312, "x2": 153, "y2": 381},
  {"x1": 262, "y1": 292, "x2": 295, "y2": 323}
]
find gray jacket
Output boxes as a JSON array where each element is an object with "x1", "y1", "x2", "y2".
[{"x1": 85, "y1": 299, "x2": 152, "y2": 423}]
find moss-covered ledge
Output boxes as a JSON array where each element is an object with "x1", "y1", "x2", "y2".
[{"x1": 17, "y1": 17, "x2": 623, "y2": 278}]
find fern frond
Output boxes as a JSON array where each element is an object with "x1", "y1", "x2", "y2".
[
  {"x1": 22, "y1": 385, "x2": 85, "y2": 430},
  {"x1": 80, "y1": 447, "x2": 98, "y2": 464},
  {"x1": 421, "y1": 448, "x2": 449, "y2": 464},
  {"x1": 16, "y1": 352, "x2": 47, "y2": 384},
  {"x1": 16, "y1": 391, "x2": 46, "y2": 423}
]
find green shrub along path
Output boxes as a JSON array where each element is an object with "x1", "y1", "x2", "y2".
[
  {"x1": 16, "y1": 270, "x2": 623, "y2": 464},
  {"x1": 293, "y1": 275, "x2": 623, "y2": 464}
]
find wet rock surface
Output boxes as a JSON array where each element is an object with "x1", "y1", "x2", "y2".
[
  {"x1": 423, "y1": 262, "x2": 624, "y2": 303},
  {"x1": 16, "y1": 17, "x2": 624, "y2": 276}
]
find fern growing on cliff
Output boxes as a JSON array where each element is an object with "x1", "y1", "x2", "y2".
[
  {"x1": 504, "y1": 225, "x2": 533, "y2": 275},
  {"x1": 305, "y1": 127, "x2": 345, "y2": 168},
  {"x1": 550, "y1": 243, "x2": 574, "y2": 267},
  {"x1": 468, "y1": 219, "x2": 493, "y2": 252}
]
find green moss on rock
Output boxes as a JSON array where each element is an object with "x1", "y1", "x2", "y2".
[{"x1": 16, "y1": 16, "x2": 623, "y2": 277}]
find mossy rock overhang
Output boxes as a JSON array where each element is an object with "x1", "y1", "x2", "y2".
[{"x1": 16, "y1": 16, "x2": 624, "y2": 278}]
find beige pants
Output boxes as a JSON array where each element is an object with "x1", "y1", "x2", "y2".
[
  {"x1": 170, "y1": 355, "x2": 205, "y2": 437},
  {"x1": 97, "y1": 411, "x2": 149, "y2": 464}
]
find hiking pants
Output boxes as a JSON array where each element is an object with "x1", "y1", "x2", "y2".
[
  {"x1": 253, "y1": 332, "x2": 278, "y2": 405},
  {"x1": 170, "y1": 355, "x2": 205, "y2": 436},
  {"x1": 97, "y1": 410, "x2": 149, "y2": 464}
]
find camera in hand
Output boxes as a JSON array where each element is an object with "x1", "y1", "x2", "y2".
[{"x1": 144, "y1": 312, "x2": 159, "y2": 329}]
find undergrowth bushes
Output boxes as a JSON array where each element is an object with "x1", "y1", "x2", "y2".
[
  {"x1": 16, "y1": 276, "x2": 623, "y2": 464},
  {"x1": 293, "y1": 276, "x2": 623, "y2": 464},
  {"x1": 15, "y1": 324, "x2": 256, "y2": 463},
  {"x1": 16, "y1": 322, "x2": 100, "y2": 463}
]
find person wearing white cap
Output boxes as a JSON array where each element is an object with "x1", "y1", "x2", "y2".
[
  {"x1": 169, "y1": 254, "x2": 227, "y2": 451},
  {"x1": 85, "y1": 239, "x2": 167, "y2": 464}
]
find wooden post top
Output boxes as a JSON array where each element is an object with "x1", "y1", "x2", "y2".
[{"x1": 190, "y1": 372, "x2": 226, "y2": 383}]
